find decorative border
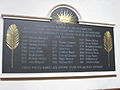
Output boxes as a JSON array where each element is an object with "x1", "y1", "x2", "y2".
[
  {"x1": 0, "y1": 6, "x2": 116, "y2": 78},
  {"x1": 2, "y1": 14, "x2": 51, "y2": 21},
  {"x1": 1, "y1": 71, "x2": 116, "y2": 79},
  {"x1": 2, "y1": 14, "x2": 115, "y2": 27}
]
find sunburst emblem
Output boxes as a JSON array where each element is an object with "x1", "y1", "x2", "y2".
[{"x1": 55, "y1": 10, "x2": 75, "y2": 23}]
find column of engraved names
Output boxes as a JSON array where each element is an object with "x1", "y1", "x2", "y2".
[
  {"x1": 21, "y1": 35, "x2": 28, "y2": 64},
  {"x1": 28, "y1": 36, "x2": 48, "y2": 65},
  {"x1": 78, "y1": 28, "x2": 89, "y2": 65},
  {"x1": 79, "y1": 38, "x2": 85, "y2": 64},
  {"x1": 57, "y1": 25, "x2": 77, "y2": 70},
  {"x1": 20, "y1": 29, "x2": 48, "y2": 70},
  {"x1": 84, "y1": 29, "x2": 103, "y2": 69},
  {"x1": 58, "y1": 40, "x2": 77, "y2": 64},
  {"x1": 52, "y1": 40, "x2": 58, "y2": 64},
  {"x1": 50, "y1": 24, "x2": 78, "y2": 70}
]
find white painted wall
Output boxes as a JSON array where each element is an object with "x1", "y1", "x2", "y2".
[{"x1": 0, "y1": 0, "x2": 120, "y2": 90}]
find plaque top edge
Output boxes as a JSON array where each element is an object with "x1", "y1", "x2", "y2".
[
  {"x1": 1, "y1": 14, "x2": 115, "y2": 27},
  {"x1": 1, "y1": 14, "x2": 51, "y2": 21}
]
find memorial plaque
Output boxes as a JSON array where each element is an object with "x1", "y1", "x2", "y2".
[{"x1": 1, "y1": 6, "x2": 116, "y2": 78}]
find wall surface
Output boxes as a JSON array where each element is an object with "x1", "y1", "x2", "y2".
[{"x1": 0, "y1": 0, "x2": 120, "y2": 90}]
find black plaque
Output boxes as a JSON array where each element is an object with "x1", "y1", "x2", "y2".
[{"x1": 2, "y1": 18, "x2": 115, "y2": 73}]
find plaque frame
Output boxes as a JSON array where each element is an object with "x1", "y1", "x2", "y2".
[{"x1": 0, "y1": 14, "x2": 116, "y2": 79}]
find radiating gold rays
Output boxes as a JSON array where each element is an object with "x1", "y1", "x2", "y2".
[{"x1": 55, "y1": 10, "x2": 76, "y2": 24}]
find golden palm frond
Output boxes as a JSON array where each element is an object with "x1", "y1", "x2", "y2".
[
  {"x1": 6, "y1": 24, "x2": 19, "y2": 50},
  {"x1": 104, "y1": 31, "x2": 112, "y2": 52},
  {"x1": 104, "y1": 31, "x2": 112, "y2": 67},
  {"x1": 6, "y1": 24, "x2": 19, "y2": 68}
]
